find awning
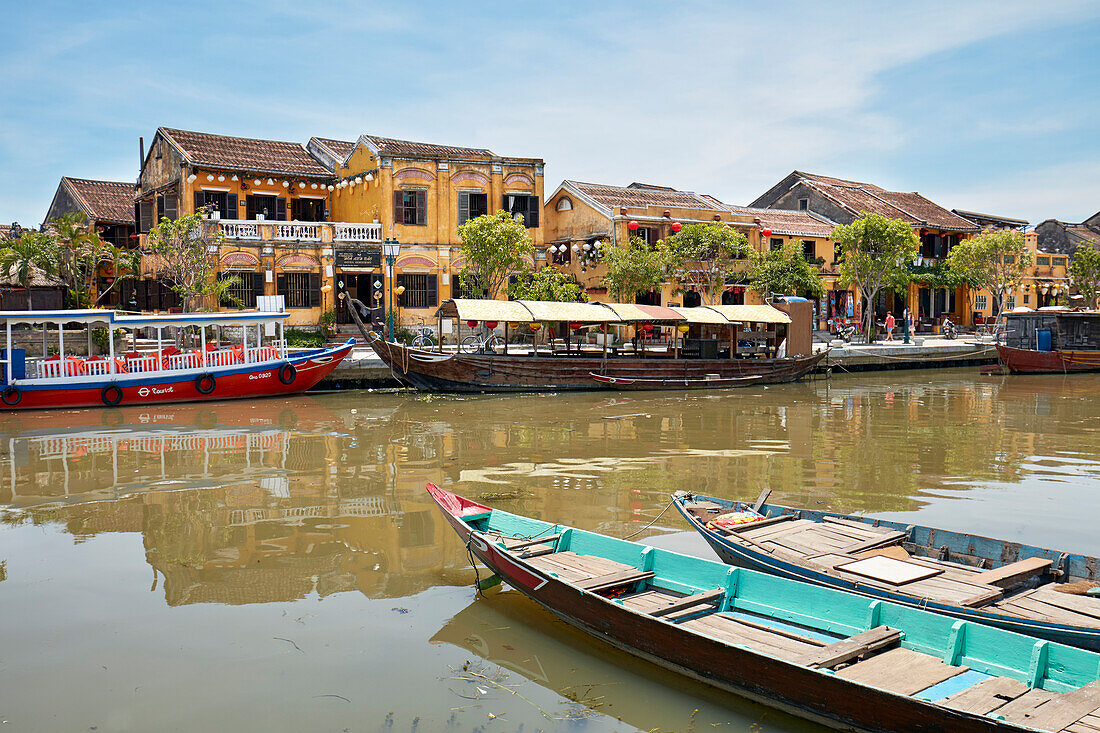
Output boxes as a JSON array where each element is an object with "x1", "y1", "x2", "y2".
[
  {"x1": 669, "y1": 306, "x2": 729, "y2": 324},
  {"x1": 703, "y1": 305, "x2": 791, "y2": 324},
  {"x1": 436, "y1": 299, "x2": 533, "y2": 322},
  {"x1": 519, "y1": 300, "x2": 622, "y2": 323},
  {"x1": 595, "y1": 303, "x2": 685, "y2": 323}
]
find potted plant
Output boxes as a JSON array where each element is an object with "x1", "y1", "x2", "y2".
[{"x1": 319, "y1": 309, "x2": 337, "y2": 339}]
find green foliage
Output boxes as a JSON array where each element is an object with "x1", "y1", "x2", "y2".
[
  {"x1": 832, "y1": 213, "x2": 919, "y2": 342},
  {"x1": 909, "y1": 260, "x2": 972, "y2": 289},
  {"x1": 662, "y1": 223, "x2": 748, "y2": 302},
  {"x1": 284, "y1": 328, "x2": 324, "y2": 348},
  {"x1": 946, "y1": 229, "x2": 1031, "y2": 319},
  {"x1": 1069, "y1": 242, "x2": 1100, "y2": 309},
  {"x1": 393, "y1": 326, "x2": 418, "y2": 345},
  {"x1": 747, "y1": 240, "x2": 825, "y2": 298},
  {"x1": 145, "y1": 207, "x2": 227, "y2": 312},
  {"x1": 91, "y1": 327, "x2": 111, "y2": 354},
  {"x1": 457, "y1": 212, "x2": 534, "y2": 300},
  {"x1": 508, "y1": 267, "x2": 586, "y2": 302},
  {"x1": 600, "y1": 236, "x2": 667, "y2": 302},
  {"x1": 0, "y1": 231, "x2": 60, "y2": 310}
]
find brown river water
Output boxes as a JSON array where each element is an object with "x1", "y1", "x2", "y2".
[{"x1": 1, "y1": 371, "x2": 1098, "y2": 732}]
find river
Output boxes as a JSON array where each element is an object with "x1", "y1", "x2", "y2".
[{"x1": 1, "y1": 371, "x2": 1098, "y2": 732}]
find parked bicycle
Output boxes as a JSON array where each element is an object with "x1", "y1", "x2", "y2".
[
  {"x1": 460, "y1": 327, "x2": 503, "y2": 354},
  {"x1": 411, "y1": 325, "x2": 437, "y2": 350}
]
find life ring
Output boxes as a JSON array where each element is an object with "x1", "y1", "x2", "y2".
[
  {"x1": 195, "y1": 373, "x2": 216, "y2": 395},
  {"x1": 2, "y1": 386, "x2": 21, "y2": 406},
  {"x1": 278, "y1": 362, "x2": 297, "y2": 385},
  {"x1": 101, "y1": 384, "x2": 123, "y2": 406}
]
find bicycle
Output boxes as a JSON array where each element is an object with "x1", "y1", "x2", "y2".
[
  {"x1": 411, "y1": 325, "x2": 437, "y2": 350},
  {"x1": 460, "y1": 328, "x2": 503, "y2": 354}
]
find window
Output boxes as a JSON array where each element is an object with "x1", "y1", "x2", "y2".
[
  {"x1": 396, "y1": 274, "x2": 438, "y2": 308},
  {"x1": 195, "y1": 191, "x2": 237, "y2": 218},
  {"x1": 156, "y1": 193, "x2": 179, "y2": 222},
  {"x1": 1002, "y1": 255, "x2": 1015, "y2": 264},
  {"x1": 1024, "y1": 293, "x2": 1030, "y2": 304},
  {"x1": 503, "y1": 194, "x2": 539, "y2": 228},
  {"x1": 246, "y1": 194, "x2": 284, "y2": 220},
  {"x1": 974, "y1": 294, "x2": 988, "y2": 311},
  {"x1": 291, "y1": 198, "x2": 326, "y2": 221},
  {"x1": 635, "y1": 227, "x2": 655, "y2": 245},
  {"x1": 556, "y1": 197, "x2": 573, "y2": 212},
  {"x1": 394, "y1": 190, "x2": 427, "y2": 226},
  {"x1": 798, "y1": 198, "x2": 809, "y2": 210},
  {"x1": 1006, "y1": 295, "x2": 1017, "y2": 310},
  {"x1": 802, "y1": 239, "x2": 815, "y2": 261},
  {"x1": 457, "y1": 192, "x2": 487, "y2": 226},
  {"x1": 1036, "y1": 256, "x2": 1050, "y2": 266},
  {"x1": 219, "y1": 272, "x2": 263, "y2": 308},
  {"x1": 770, "y1": 237, "x2": 783, "y2": 251},
  {"x1": 1054, "y1": 258, "x2": 1067, "y2": 267},
  {"x1": 276, "y1": 272, "x2": 320, "y2": 309}
]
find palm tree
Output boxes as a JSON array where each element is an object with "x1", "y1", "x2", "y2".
[
  {"x1": 48, "y1": 212, "x2": 101, "y2": 306},
  {"x1": 92, "y1": 243, "x2": 141, "y2": 306},
  {"x1": 0, "y1": 232, "x2": 59, "y2": 310}
]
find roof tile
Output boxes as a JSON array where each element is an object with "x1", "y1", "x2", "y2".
[
  {"x1": 63, "y1": 177, "x2": 135, "y2": 225},
  {"x1": 569, "y1": 181, "x2": 718, "y2": 211},
  {"x1": 162, "y1": 128, "x2": 333, "y2": 177},
  {"x1": 798, "y1": 172, "x2": 979, "y2": 232}
]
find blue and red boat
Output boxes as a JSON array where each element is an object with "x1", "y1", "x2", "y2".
[{"x1": 0, "y1": 309, "x2": 352, "y2": 410}]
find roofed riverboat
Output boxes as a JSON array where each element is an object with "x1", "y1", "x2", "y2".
[
  {"x1": 0, "y1": 309, "x2": 353, "y2": 410},
  {"x1": 997, "y1": 309, "x2": 1100, "y2": 373},
  {"x1": 431, "y1": 483, "x2": 1100, "y2": 732},
  {"x1": 675, "y1": 492, "x2": 1100, "y2": 651},
  {"x1": 364, "y1": 298, "x2": 825, "y2": 393}
]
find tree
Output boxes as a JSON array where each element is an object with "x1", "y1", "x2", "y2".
[
  {"x1": 832, "y1": 213, "x2": 919, "y2": 343},
  {"x1": 1069, "y1": 242, "x2": 1100, "y2": 309},
  {"x1": 945, "y1": 229, "x2": 1031, "y2": 324},
  {"x1": 47, "y1": 212, "x2": 101, "y2": 306},
  {"x1": 508, "y1": 267, "x2": 586, "y2": 302},
  {"x1": 0, "y1": 231, "x2": 60, "y2": 310},
  {"x1": 145, "y1": 208, "x2": 237, "y2": 312},
  {"x1": 662, "y1": 223, "x2": 748, "y2": 304},
  {"x1": 457, "y1": 211, "x2": 534, "y2": 299},
  {"x1": 747, "y1": 240, "x2": 826, "y2": 299},
  {"x1": 600, "y1": 236, "x2": 667, "y2": 302},
  {"x1": 93, "y1": 243, "x2": 141, "y2": 306}
]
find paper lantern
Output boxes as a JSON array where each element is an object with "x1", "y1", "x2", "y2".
[
  {"x1": 671, "y1": 222, "x2": 682, "y2": 233},
  {"x1": 761, "y1": 228, "x2": 772, "y2": 238},
  {"x1": 282, "y1": 181, "x2": 289, "y2": 188},
  {"x1": 311, "y1": 183, "x2": 318, "y2": 189},
  {"x1": 677, "y1": 324, "x2": 690, "y2": 334},
  {"x1": 599, "y1": 324, "x2": 608, "y2": 332},
  {"x1": 254, "y1": 179, "x2": 262, "y2": 185},
  {"x1": 529, "y1": 322, "x2": 542, "y2": 331},
  {"x1": 267, "y1": 178, "x2": 274, "y2": 185},
  {"x1": 217, "y1": 175, "x2": 225, "y2": 182},
  {"x1": 485, "y1": 321, "x2": 498, "y2": 329},
  {"x1": 627, "y1": 220, "x2": 639, "y2": 231},
  {"x1": 298, "y1": 182, "x2": 306, "y2": 189},
  {"x1": 206, "y1": 174, "x2": 214, "y2": 181},
  {"x1": 569, "y1": 322, "x2": 583, "y2": 330},
  {"x1": 641, "y1": 323, "x2": 654, "y2": 332},
  {"x1": 466, "y1": 320, "x2": 479, "y2": 328}
]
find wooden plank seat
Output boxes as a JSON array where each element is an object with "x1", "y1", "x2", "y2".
[
  {"x1": 975, "y1": 556, "x2": 1053, "y2": 588},
  {"x1": 679, "y1": 614, "x2": 823, "y2": 662},
  {"x1": 500, "y1": 534, "x2": 561, "y2": 558},
  {"x1": 797, "y1": 626, "x2": 903, "y2": 669},
  {"x1": 835, "y1": 647, "x2": 969, "y2": 696},
  {"x1": 526, "y1": 551, "x2": 637, "y2": 583},
  {"x1": 939, "y1": 675, "x2": 1030, "y2": 715},
  {"x1": 576, "y1": 569, "x2": 655, "y2": 592},
  {"x1": 734, "y1": 518, "x2": 907, "y2": 559},
  {"x1": 806, "y1": 553, "x2": 1004, "y2": 608},
  {"x1": 620, "y1": 588, "x2": 724, "y2": 620},
  {"x1": 993, "y1": 587, "x2": 1100, "y2": 628},
  {"x1": 998, "y1": 681, "x2": 1100, "y2": 730},
  {"x1": 651, "y1": 588, "x2": 725, "y2": 618},
  {"x1": 1064, "y1": 712, "x2": 1100, "y2": 733}
]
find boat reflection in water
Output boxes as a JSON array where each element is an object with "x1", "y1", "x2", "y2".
[{"x1": 0, "y1": 397, "x2": 474, "y2": 606}]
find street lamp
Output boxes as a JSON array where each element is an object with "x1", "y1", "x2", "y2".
[{"x1": 382, "y1": 237, "x2": 401, "y2": 341}]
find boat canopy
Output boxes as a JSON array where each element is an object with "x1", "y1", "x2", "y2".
[
  {"x1": 669, "y1": 306, "x2": 728, "y2": 324},
  {"x1": 595, "y1": 303, "x2": 684, "y2": 323},
  {"x1": 435, "y1": 299, "x2": 791, "y2": 326},
  {"x1": 436, "y1": 299, "x2": 537, "y2": 323},
  {"x1": 518, "y1": 300, "x2": 622, "y2": 323},
  {"x1": 704, "y1": 304, "x2": 791, "y2": 324},
  {"x1": 0, "y1": 309, "x2": 290, "y2": 328}
]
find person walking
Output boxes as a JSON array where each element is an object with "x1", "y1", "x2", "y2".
[{"x1": 885, "y1": 312, "x2": 896, "y2": 341}]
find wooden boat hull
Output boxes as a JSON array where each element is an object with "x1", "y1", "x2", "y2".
[
  {"x1": 674, "y1": 494, "x2": 1100, "y2": 651},
  {"x1": 588, "y1": 371, "x2": 763, "y2": 390},
  {"x1": 997, "y1": 345, "x2": 1100, "y2": 374},
  {"x1": 429, "y1": 484, "x2": 1074, "y2": 733},
  {"x1": 370, "y1": 334, "x2": 825, "y2": 393},
  {"x1": 0, "y1": 341, "x2": 354, "y2": 411}
]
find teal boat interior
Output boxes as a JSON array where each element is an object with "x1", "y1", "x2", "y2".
[{"x1": 462, "y1": 505, "x2": 1100, "y2": 729}]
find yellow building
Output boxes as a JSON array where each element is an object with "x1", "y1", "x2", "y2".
[
  {"x1": 968, "y1": 231, "x2": 1070, "y2": 322},
  {"x1": 543, "y1": 180, "x2": 841, "y2": 327},
  {"x1": 308, "y1": 135, "x2": 544, "y2": 331}
]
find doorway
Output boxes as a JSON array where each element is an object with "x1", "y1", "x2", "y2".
[{"x1": 337, "y1": 273, "x2": 384, "y2": 324}]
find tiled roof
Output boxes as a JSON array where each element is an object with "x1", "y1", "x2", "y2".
[
  {"x1": 1067, "y1": 225, "x2": 1100, "y2": 244},
  {"x1": 0, "y1": 225, "x2": 16, "y2": 240},
  {"x1": 753, "y1": 209, "x2": 836, "y2": 238},
  {"x1": 0, "y1": 263, "x2": 65, "y2": 288},
  {"x1": 311, "y1": 137, "x2": 357, "y2": 160},
  {"x1": 160, "y1": 128, "x2": 333, "y2": 177},
  {"x1": 63, "y1": 177, "x2": 135, "y2": 225},
  {"x1": 797, "y1": 171, "x2": 980, "y2": 232},
  {"x1": 362, "y1": 134, "x2": 495, "y2": 161},
  {"x1": 568, "y1": 181, "x2": 718, "y2": 211},
  {"x1": 951, "y1": 209, "x2": 1028, "y2": 227}
]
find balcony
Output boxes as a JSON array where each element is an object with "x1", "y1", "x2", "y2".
[{"x1": 204, "y1": 219, "x2": 382, "y2": 244}]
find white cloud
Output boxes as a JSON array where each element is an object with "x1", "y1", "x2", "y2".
[{"x1": 933, "y1": 159, "x2": 1100, "y2": 223}]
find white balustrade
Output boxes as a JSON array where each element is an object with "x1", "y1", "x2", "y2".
[
  {"x1": 124, "y1": 354, "x2": 160, "y2": 373},
  {"x1": 275, "y1": 223, "x2": 321, "y2": 241},
  {"x1": 217, "y1": 219, "x2": 261, "y2": 239},
  {"x1": 333, "y1": 222, "x2": 382, "y2": 242}
]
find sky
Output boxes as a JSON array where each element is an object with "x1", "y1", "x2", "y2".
[{"x1": 1, "y1": 0, "x2": 1098, "y2": 227}]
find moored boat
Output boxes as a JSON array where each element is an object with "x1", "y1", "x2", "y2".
[
  {"x1": 0, "y1": 309, "x2": 353, "y2": 410},
  {"x1": 365, "y1": 297, "x2": 825, "y2": 393},
  {"x1": 997, "y1": 309, "x2": 1100, "y2": 373},
  {"x1": 430, "y1": 483, "x2": 1100, "y2": 732},
  {"x1": 674, "y1": 492, "x2": 1100, "y2": 651}
]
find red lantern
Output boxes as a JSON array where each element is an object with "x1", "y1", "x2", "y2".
[
  {"x1": 599, "y1": 324, "x2": 608, "y2": 332},
  {"x1": 466, "y1": 320, "x2": 478, "y2": 328},
  {"x1": 761, "y1": 228, "x2": 772, "y2": 238},
  {"x1": 485, "y1": 321, "x2": 498, "y2": 329},
  {"x1": 641, "y1": 323, "x2": 654, "y2": 332},
  {"x1": 627, "y1": 220, "x2": 639, "y2": 231},
  {"x1": 569, "y1": 322, "x2": 583, "y2": 330},
  {"x1": 671, "y1": 222, "x2": 682, "y2": 233}
]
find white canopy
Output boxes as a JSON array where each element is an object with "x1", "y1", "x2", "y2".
[{"x1": 703, "y1": 304, "x2": 791, "y2": 324}]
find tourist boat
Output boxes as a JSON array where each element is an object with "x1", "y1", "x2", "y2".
[
  {"x1": 674, "y1": 492, "x2": 1100, "y2": 651},
  {"x1": 430, "y1": 483, "x2": 1100, "y2": 732},
  {"x1": 362, "y1": 298, "x2": 825, "y2": 393},
  {"x1": 997, "y1": 309, "x2": 1100, "y2": 373},
  {"x1": 0, "y1": 309, "x2": 353, "y2": 410}
]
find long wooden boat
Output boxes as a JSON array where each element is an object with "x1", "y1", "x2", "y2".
[
  {"x1": 0, "y1": 309, "x2": 352, "y2": 410},
  {"x1": 430, "y1": 483, "x2": 1100, "y2": 732},
  {"x1": 674, "y1": 492, "x2": 1100, "y2": 651},
  {"x1": 997, "y1": 310, "x2": 1100, "y2": 374}
]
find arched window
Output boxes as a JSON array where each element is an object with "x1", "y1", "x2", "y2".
[{"x1": 556, "y1": 197, "x2": 573, "y2": 212}]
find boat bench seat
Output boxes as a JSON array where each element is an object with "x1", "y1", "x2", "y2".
[
  {"x1": 576, "y1": 569, "x2": 655, "y2": 592},
  {"x1": 797, "y1": 626, "x2": 902, "y2": 669},
  {"x1": 974, "y1": 556, "x2": 1053, "y2": 588}
]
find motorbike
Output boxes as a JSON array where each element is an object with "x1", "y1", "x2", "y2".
[
  {"x1": 941, "y1": 319, "x2": 957, "y2": 339},
  {"x1": 830, "y1": 318, "x2": 857, "y2": 342}
]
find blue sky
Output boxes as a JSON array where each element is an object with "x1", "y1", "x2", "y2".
[{"x1": 2, "y1": 0, "x2": 1097, "y2": 227}]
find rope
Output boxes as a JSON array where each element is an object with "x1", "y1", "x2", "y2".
[
  {"x1": 465, "y1": 539, "x2": 485, "y2": 598},
  {"x1": 621, "y1": 500, "x2": 675, "y2": 540}
]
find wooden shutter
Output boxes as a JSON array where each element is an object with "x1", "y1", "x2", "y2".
[
  {"x1": 157, "y1": 195, "x2": 165, "y2": 220},
  {"x1": 394, "y1": 191, "x2": 404, "y2": 225},
  {"x1": 458, "y1": 192, "x2": 469, "y2": 225},
  {"x1": 427, "y1": 274, "x2": 438, "y2": 307},
  {"x1": 227, "y1": 194, "x2": 238, "y2": 219},
  {"x1": 138, "y1": 201, "x2": 153, "y2": 233},
  {"x1": 526, "y1": 196, "x2": 539, "y2": 228},
  {"x1": 165, "y1": 195, "x2": 179, "y2": 220},
  {"x1": 276, "y1": 197, "x2": 287, "y2": 221},
  {"x1": 934, "y1": 235, "x2": 946, "y2": 259},
  {"x1": 194, "y1": 191, "x2": 205, "y2": 213},
  {"x1": 415, "y1": 191, "x2": 426, "y2": 225},
  {"x1": 277, "y1": 273, "x2": 286, "y2": 300},
  {"x1": 252, "y1": 272, "x2": 264, "y2": 303},
  {"x1": 309, "y1": 272, "x2": 321, "y2": 308}
]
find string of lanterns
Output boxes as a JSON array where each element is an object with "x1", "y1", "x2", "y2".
[{"x1": 185, "y1": 169, "x2": 337, "y2": 192}]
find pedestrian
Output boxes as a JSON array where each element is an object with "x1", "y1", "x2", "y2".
[{"x1": 885, "y1": 312, "x2": 895, "y2": 341}]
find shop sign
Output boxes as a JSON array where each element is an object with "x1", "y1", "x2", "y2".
[{"x1": 335, "y1": 246, "x2": 381, "y2": 269}]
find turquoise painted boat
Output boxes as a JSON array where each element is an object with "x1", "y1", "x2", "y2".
[
  {"x1": 431, "y1": 484, "x2": 1100, "y2": 732},
  {"x1": 674, "y1": 492, "x2": 1100, "y2": 652}
]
